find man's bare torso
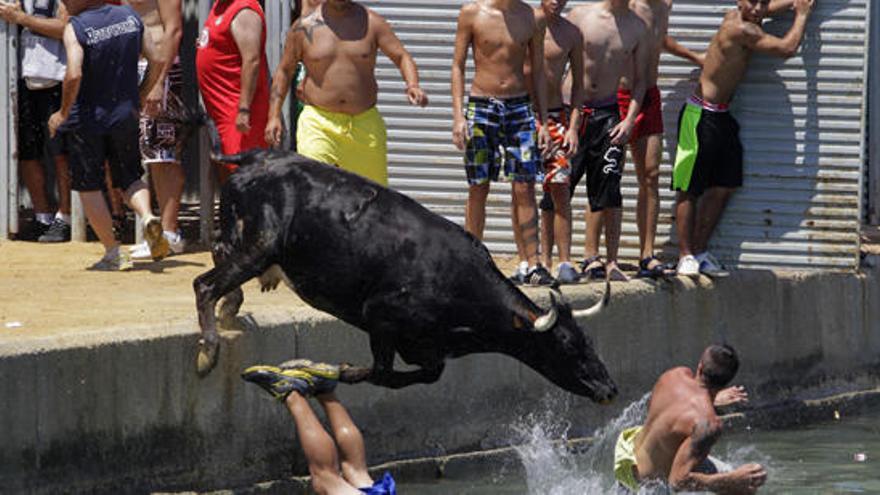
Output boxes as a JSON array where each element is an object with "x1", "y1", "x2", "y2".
[
  {"x1": 297, "y1": 3, "x2": 380, "y2": 114},
  {"x1": 527, "y1": 8, "x2": 579, "y2": 109},
  {"x1": 634, "y1": 367, "x2": 720, "y2": 482},
  {"x1": 569, "y1": 2, "x2": 645, "y2": 103},
  {"x1": 621, "y1": 0, "x2": 670, "y2": 89},
  {"x1": 698, "y1": 10, "x2": 754, "y2": 105},
  {"x1": 467, "y1": 0, "x2": 537, "y2": 98},
  {"x1": 124, "y1": 0, "x2": 167, "y2": 54}
]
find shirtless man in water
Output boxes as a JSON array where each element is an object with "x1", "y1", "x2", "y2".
[
  {"x1": 452, "y1": 0, "x2": 553, "y2": 286},
  {"x1": 614, "y1": 345, "x2": 759, "y2": 493},
  {"x1": 673, "y1": 0, "x2": 814, "y2": 277},
  {"x1": 542, "y1": 0, "x2": 649, "y2": 283},
  {"x1": 528, "y1": 0, "x2": 584, "y2": 284},
  {"x1": 265, "y1": 0, "x2": 427, "y2": 186},
  {"x1": 125, "y1": 0, "x2": 185, "y2": 258},
  {"x1": 617, "y1": 0, "x2": 703, "y2": 279}
]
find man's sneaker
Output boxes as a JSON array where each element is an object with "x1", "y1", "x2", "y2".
[
  {"x1": 17, "y1": 220, "x2": 51, "y2": 241},
  {"x1": 509, "y1": 261, "x2": 529, "y2": 285},
  {"x1": 524, "y1": 265, "x2": 556, "y2": 286},
  {"x1": 676, "y1": 255, "x2": 700, "y2": 277},
  {"x1": 142, "y1": 215, "x2": 170, "y2": 261},
  {"x1": 556, "y1": 262, "x2": 580, "y2": 284},
  {"x1": 37, "y1": 218, "x2": 71, "y2": 243},
  {"x1": 88, "y1": 249, "x2": 133, "y2": 272},
  {"x1": 242, "y1": 361, "x2": 339, "y2": 400},
  {"x1": 696, "y1": 251, "x2": 728, "y2": 276},
  {"x1": 131, "y1": 231, "x2": 185, "y2": 260}
]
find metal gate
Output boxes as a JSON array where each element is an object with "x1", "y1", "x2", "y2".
[
  {"x1": 0, "y1": 20, "x2": 17, "y2": 239},
  {"x1": 364, "y1": 0, "x2": 870, "y2": 271}
]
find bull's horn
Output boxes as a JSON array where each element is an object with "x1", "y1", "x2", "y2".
[
  {"x1": 572, "y1": 279, "x2": 611, "y2": 318},
  {"x1": 533, "y1": 303, "x2": 558, "y2": 332}
]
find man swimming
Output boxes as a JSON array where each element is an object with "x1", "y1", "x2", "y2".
[{"x1": 614, "y1": 345, "x2": 763, "y2": 493}]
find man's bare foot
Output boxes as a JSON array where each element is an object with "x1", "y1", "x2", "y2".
[{"x1": 606, "y1": 262, "x2": 630, "y2": 282}]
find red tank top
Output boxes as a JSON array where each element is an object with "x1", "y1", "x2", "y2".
[{"x1": 196, "y1": 0, "x2": 270, "y2": 148}]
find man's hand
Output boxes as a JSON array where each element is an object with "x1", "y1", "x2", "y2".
[
  {"x1": 0, "y1": 0, "x2": 24, "y2": 24},
  {"x1": 236, "y1": 109, "x2": 251, "y2": 134},
  {"x1": 48, "y1": 111, "x2": 66, "y2": 138},
  {"x1": 609, "y1": 119, "x2": 634, "y2": 145},
  {"x1": 728, "y1": 463, "x2": 767, "y2": 493},
  {"x1": 563, "y1": 126, "x2": 579, "y2": 158},
  {"x1": 406, "y1": 86, "x2": 428, "y2": 107},
  {"x1": 536, "y1": 123, "x2": 551, "y2": 158},
  {"x1": 264, "y1": 116, "x2": 284, "y2": 148},
  {"x1": 794, "y1": 0, "x2": 814, "y2": 16},
  {"x1": 715, "y1": 385, "x2": 749, "y2": 408},
  {"x1": 452, "y1": 117, "x2": 468, "y2": 151},
  {"x1": 142, "y1": 81, "x2": 165, "y2": 118}
]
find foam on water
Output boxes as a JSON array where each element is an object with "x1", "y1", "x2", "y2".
[{"x1": 510, "y1": 393, "x2": 652, "y2": 494}]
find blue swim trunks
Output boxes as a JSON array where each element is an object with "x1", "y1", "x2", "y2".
[
  {"x1": 359, "y1": 471, "x2": 397, "y2": 495},
  {"x1": 464, "y1": 95, "x2": 540, "y2": 185}
]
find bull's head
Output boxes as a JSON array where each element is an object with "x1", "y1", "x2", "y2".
[{"x1": 518, "y1": 282, "x2": 617, "y2": 403}]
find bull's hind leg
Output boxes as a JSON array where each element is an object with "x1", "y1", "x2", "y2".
[{"x1": 194, "y1": 255, "x2": 272, "y2": 377}]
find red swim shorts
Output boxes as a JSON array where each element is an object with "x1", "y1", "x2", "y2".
[{"x1": 618, "y1": 85, "x2": 663, "y2": 143}]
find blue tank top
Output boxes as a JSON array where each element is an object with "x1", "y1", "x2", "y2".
[{"x1": 64, "y1": 4, "x2": 143, "y2": 133}]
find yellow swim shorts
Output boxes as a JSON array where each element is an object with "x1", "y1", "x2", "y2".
[
  {"x1": 296, "y1": 105, "x2": 388, "y2": 186},
  {"x1": 614, "y1": 425, "x2": 643, "y2": 492}
]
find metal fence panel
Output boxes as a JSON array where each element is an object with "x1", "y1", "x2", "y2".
[
  {"x1": 363, "y1": 0, "x2": 869, "y2": 271},
  {"x1": 0, "y1": 20, "x2": 17, "y2": 239}
]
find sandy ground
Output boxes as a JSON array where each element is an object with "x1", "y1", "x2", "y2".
[{"x1": 0, "y1": 240, "x2": 525, "y2": 340}]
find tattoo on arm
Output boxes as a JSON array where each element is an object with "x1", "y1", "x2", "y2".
[
  {"x1": 293, "y1": 14, "x2": 327, "y2": 43},
  {"x1": 691, "y1": 420, "x2": 721, "y2": 459}
]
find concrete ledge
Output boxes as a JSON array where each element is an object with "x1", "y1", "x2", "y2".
[{"x1": 2, "y1": 266, "x2": 879, "y2": 493}]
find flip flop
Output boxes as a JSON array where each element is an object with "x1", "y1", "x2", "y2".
[
  {"x1": 579, "y1": 256, "x2": 606, "y2": 281},
  {"x1": 636, "y1": 256, "x2": 667, "y2": 279}
]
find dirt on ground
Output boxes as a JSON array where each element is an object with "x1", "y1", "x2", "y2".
[{"x1": 0, "y1": 241, "x2": 524, "y2": 340}]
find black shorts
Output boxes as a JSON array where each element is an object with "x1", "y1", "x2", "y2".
[
  {"x1": 671, "y1": 102, "x2": 743, "y2": 197},
  {"x1": 540, "y1": 104, "x2": 624, "y2": 212},
  {"x1": 17, "y1": 81, "x2": 65, "y2": 160},
  {"x1": 65, "y1": 118, "x2": 144, "y2": 192}
]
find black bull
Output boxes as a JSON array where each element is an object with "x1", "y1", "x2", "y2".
[{"x1": 193, "y1": 150, "x2": 618, "y2": 403}]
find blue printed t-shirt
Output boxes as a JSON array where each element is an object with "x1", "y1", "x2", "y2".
[{"x1": 63, "y1": 4, "x2": 143, "y2": 133}]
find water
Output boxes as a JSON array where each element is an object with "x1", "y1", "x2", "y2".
[{"x1": 397, "y1": 396, "x2": 880, "y2": 494}]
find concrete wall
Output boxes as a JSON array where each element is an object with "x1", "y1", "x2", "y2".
[{"x1": 2, "y1": 262, "x2": 879, "y2": 493}]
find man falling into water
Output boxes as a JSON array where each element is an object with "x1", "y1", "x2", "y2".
[{"x1": 613, "y1": 345, "x2": 761, "y2": 493}]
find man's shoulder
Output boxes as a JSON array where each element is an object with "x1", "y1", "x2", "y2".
[{"x1": 720, "y1": 11, "x2": 762, "y2": 44}]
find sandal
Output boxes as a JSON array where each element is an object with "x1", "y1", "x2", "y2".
[
  {"x1": 606, "y1": 263, "x2": 630, "y2": 282},
  {"x1": 579, "y1": 255, "x2": 606, "y2": 281},
  {"x1": 636, "y1": 256, "x2": 667, "y2": 279}
]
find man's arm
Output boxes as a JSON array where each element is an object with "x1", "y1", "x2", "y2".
[
  {"x1": 230, "y1": 9, "x2": 264, "y2": 133},
  {"x1": 0, "y1": 0, "x2": 67, "y2": 39},
  {"x1": 374, "y1": 12, "x2": 427, "y2": 107},
  {"x1": 48, "y1": 24, "x2": 83, "y2": 137},
  {"x1": 663, "y1": 35, "x2": 704, "y2": 67},
  {"x1": 564, "y1": 29, "x2": 584, "y2": 157},
  {"x1": 265, "y1": 22, "x2": 303, "y2": 146},
  {"x1": 451, "y1": 6, "x2": 473, "y2": 150},
  {"x1": 768, "y1": 0, "x2": 795, "y2": 16},
  {"x1": 143, "y1": 0, "x2": 182, "y2": 116},
  {"x1": 610, "y1": 21, "x2": 648, "y2": 145},
  {"x1": 140, "y1": 28, "x2": 167, "y2": 102},
  {"x1": 528, "y1": 12, "x2": 548, "y2": 130},
  {"x1": 738, "y1": 0, "x2": 813, "y2": 58}
]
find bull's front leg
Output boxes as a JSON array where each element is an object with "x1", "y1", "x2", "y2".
[
  {"x1": 193, "y1": 255, "x2": 270, "y2": 377},
  {"x1": 337, "y1": 334, "x2": 445, "y2": 388}
]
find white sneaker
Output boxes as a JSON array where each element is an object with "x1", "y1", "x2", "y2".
[
  {"x1": 696, "y1": 251, "x2": 728, "y2": 276},
  {"x1": 164, "y1": 230, "x2": 185, "y2": 254},
  {"x1": 676, "y1": 255, "x2": 700, "y2": 277},
  {"x1": 129, "y1": 241, "x2": 152, "y2": 260},
  {"x1": 89, "y1": 248, "x2": 133, "y2": 271}
]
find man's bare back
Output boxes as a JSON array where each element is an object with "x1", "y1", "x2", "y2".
[
  {"x1": 460, "y1": 0, "x2": 540, "y2": 98},
  {"x1": 568, "y1": 2, "x2": 646, "y2": 103}
]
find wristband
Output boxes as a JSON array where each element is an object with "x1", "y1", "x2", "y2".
[{"x1": 238, "y1": 108, "x2": 250, "y2": 114}]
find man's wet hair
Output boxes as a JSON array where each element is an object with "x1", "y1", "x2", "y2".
[{"x1": 700, "y1": 344, "x2": 739, "y2": 389}]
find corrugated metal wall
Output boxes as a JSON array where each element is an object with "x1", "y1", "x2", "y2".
[
  {"x1": 364, "y1": 0, "x2": 870, "y2": 271},
  {"x1": 0, "y1": 22, "x2": 17, "y2": 239}
]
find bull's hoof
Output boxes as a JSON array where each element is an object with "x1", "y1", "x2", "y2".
[{"x1": 196, "y1": 338, "x2": 220, "y2": 377}]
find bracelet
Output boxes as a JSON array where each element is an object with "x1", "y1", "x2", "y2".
[{"x1": 238, "y1": 108, "x2": 250, "y2": 114}]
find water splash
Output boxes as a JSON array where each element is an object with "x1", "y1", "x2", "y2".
[{"x1": 509, "y1": 393, "x2": 651, "y2": 495}]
